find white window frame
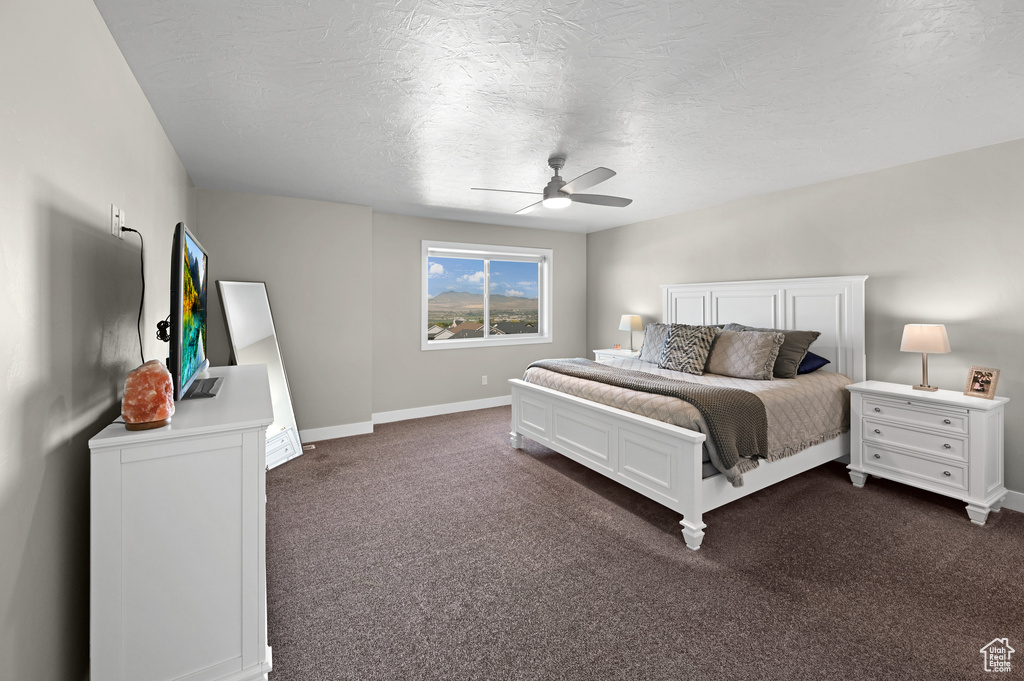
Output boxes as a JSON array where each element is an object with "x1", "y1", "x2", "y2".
[{"x1": 422, "y1": 240, "x2": 553, "y2": 350}]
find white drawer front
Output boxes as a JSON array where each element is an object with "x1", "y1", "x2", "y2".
[
  {"x1": 863, "y1": 444, "x2": 967, "y2": 492},
  {"x1": 862, "y1": 397, "x2": 968, "y2": 434},
  {"x1": 863, "y1": 419, "x2": 967, "y2": 462}
]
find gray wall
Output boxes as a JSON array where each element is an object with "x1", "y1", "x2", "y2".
[
  {"x1": 194, "y1": 203, "x2": 586, "y2": 429},
  {"x1": 587, "y1": 138, "x2": 1024, "y2": 494},
  {"x1": 197, "y1": 189, "x2": 374, "y2": 431},
  {"x1": 372, "y1": 213, "x2": 588, "y2": 415},
  {"x1": 0, "y1": 1, "x2": 195, "y2": 678}
]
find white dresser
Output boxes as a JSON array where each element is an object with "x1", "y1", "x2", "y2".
[
  {"x1": 89, "y1": 364, "x2": 275, "y2": 681},
  {"x1": 847, "y1": 380, "x2": 1008, "y2": 524},
  {"x1": 593, "y1": 348, "x2": 640, "y2": 364}
]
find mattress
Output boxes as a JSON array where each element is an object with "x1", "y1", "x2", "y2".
[{"x1": 523, "y1": 357, "x2": 852, "y2": 482}]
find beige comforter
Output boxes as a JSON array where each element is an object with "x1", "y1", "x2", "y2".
[{"x1": 523, "y1": 357, "x2": 851, "y2": 482}]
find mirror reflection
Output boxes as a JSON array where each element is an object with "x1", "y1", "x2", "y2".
[{"x1": 217, "y1": 280, "x2": 302, "y2": 467}]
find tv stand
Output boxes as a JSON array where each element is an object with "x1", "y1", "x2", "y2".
[
  {"x1": 184, "y1": 375, "x2": 223, "y2": 399},
  {"x1": 88, "y1": 365, "x2": 274, "y2": 681}
]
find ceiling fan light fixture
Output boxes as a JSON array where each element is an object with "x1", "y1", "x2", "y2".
[{"x1": 542, "y1": 195, "x2": 571, "y2": 209}]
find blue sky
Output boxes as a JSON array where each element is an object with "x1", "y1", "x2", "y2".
[{"x1": 428, "y1": 257, "x2": 538, "y2": 298}]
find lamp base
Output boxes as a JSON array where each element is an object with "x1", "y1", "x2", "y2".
[{"x1": 912, "y1": 384, "x2": 939, "y2": 392}]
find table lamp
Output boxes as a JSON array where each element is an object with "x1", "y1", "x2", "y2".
[
  {"x1": 619, "y1": 314, "x2": 642, "y2": 352},
  {"x1": 900, "y1": 324, "x2": 950, "y2": 391}
]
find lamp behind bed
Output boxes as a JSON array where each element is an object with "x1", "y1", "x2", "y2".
[{"x1": 619, "y1": 314, "x2": 642, "y2": 352}]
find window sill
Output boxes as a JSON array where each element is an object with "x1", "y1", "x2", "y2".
[{"x1": 422, "y1": 335, "x2": 552, "y2": 351}]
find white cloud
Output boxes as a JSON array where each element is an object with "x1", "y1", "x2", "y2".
[
  {"x1": 458, "y1": 271, "x2": 485, "y2": 284},
  {"x1": 517, "y1": 281, "x2": 535, "y2": 287},
  {"x1": 428, "y1": 262, "x2": 445, "y2": 277},
  {"x1": 504, "y1": 289, "x2": 524, "y2": 297}
]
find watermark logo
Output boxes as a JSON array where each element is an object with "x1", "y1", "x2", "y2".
[{"x1": 980, "y1": 638, "x2": 1015, "y2": 673}]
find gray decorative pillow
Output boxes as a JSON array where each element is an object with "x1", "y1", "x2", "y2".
[
  {"x1": 638, "y1": 323, "x2": 670, "y2": 364},
  {"x1": 658, "y1": 325, "x2": 718, "y2": 375},
  {"x1": 724, "y1": 324, "x2": 821, "y2": 379},
  {"x1": 705, "y1": 329, "x2": 784, "y2": 380}
]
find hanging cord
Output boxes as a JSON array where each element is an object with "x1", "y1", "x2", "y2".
[{"x1": 121, "y1": 227, "x2": 145, "y2": 365}]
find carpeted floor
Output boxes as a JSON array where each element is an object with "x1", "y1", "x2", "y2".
[{"x1": 265, "y1": 406, "x2": 1023, "y2": 680}]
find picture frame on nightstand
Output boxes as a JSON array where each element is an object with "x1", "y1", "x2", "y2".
[{"x1": 964, "y1": 366, "x2": 999, "y2": 399}]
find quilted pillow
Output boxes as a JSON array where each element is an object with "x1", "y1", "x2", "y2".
[
  {"x1": 797, "y1": 350, "x2": 831, "y2": 374},
  {"x1": 704, "y1": 329, "x2": 784, "y2": 380},
  {"x1": 658, "y1": 325, "x2": 718, "y2": 375},
  {"x1": 638, "y1": 323, "x2": 670, "y2": 364},
  {"x1": 724, "y1": 324, "x2": 821, "y2": 379}
]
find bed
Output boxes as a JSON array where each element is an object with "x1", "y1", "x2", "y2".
[{"x1": 508, "y1": 275, "x2": 868, "y2": 549}]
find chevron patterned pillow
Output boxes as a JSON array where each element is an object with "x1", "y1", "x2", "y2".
[{"x1": 658, "y1": 324, "x2": 718, "y2": 375}]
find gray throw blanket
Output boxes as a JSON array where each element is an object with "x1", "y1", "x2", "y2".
[{"x1": 527, "y1": 359, "x2": 769, "y2": 483}]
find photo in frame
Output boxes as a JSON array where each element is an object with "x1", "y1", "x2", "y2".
[{"x1": 964, "y1": 366, "x2": 1000, "y2": 399}]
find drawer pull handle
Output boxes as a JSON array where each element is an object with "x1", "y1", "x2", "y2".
[
  {"x1": 874, "y1": 407, "x2": 881, "y2": 413},
  {"x1": 943, "y1": 443, "x2": 952, "y2": 449},
  {"x1": 874, "y1": 429, "x2": 881, "y2": 435},
  {"x1": 943, "y1": 471, "x2": 951, "y2": 477},
  {"x1": 873, "y1": 453, "x2": 881, "y2": 459},
  {"x1": 943, "y1": 419, "x2": 952, "y2": 425}
]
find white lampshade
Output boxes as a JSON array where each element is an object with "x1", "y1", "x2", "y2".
[
  {"x1": 618, "y1": 314, "x2": 642, "y2": 332},
  {"x1": 900, "y1": 324, "x2": 951, "y2": 354}
]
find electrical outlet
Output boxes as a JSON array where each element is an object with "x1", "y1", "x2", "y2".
[
  {"x1": 482, "y1": 375, "x2": 488, "y2": 385},
  {"x1": 110, "y1": 204, "x2": 121, "y2": 239},
  {"x1": 117, "y1": 207, "x2": 126, "y2": 238}
]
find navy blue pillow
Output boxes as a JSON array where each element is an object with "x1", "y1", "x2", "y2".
[{"x1": 797, "y1": 351, "x2": 830, "y2": 374}]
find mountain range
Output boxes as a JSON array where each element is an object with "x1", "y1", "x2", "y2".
[{"x1": 429, "y1": 290, "x2": 538, "y2": 311}]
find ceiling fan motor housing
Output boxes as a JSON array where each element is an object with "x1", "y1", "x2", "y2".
[
  {"x1": 545, "y1": 157, "x2": 569, "y2": 200},
  {"x1": 544, "y1": 179, "x2": 568, "y2": 200}
]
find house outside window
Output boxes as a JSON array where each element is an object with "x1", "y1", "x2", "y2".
[{"x1": 422, "y1": 241, "x2": 553, "y2": 350}]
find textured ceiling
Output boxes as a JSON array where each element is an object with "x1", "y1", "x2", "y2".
[{"x1": 93, "y1": 0, "x2": 1024, "y2": 233}]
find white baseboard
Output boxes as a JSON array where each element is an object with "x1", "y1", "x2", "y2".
[
  {"x1": 1002, "y1": 488, "x2": 1024, "y2": 514},
  {"x1": 299, "y1": 420, "x2": 373, "y2": 443},
  {"x1": 372, "y1": 395, "x2": 512, "y2": 424},
  {"x1": 297, "y1": 396, "x2": 513, "y2": 443}
]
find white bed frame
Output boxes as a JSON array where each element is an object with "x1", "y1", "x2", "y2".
[{"x1": 509, "y1": 275, "x2": 868, "y2": 550}]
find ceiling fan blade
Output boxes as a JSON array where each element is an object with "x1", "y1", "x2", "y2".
[
  {"x1": 472, "y1": 188, "x2": 542, "y2": 195},
  {"x1": 569, "y1": 193, "x2": 632, "y2": 207},
  {"x1": 561, "y1": 167, "x2": 615, "y2": 194},
  {"x1": 515, "y1": 201, "x2": 543, "y2": 215}
]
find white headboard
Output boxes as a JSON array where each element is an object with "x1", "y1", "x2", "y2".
[{"x1": 661, "y1": 276, "x2": 868, "y2": 382}]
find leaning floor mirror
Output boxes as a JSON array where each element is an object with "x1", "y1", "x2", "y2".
[{"x1": 218, "y1": 280, "x2": 303, "y2": 468}]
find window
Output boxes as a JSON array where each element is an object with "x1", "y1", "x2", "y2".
[{"x1": 422, "y1": 241, "x2": 552, "y2": 350}]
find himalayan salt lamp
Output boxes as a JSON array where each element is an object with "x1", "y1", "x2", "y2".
[{"x1": 121, "y1": 360, "x2": 175, "y2": 430}]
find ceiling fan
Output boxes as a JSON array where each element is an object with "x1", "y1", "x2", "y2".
[{"x1": 472, "y1": 157, "x2": 632, "y2": 214}]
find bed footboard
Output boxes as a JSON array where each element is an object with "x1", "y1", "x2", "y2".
[
  {"x1": 510, "y1": 378, "x2": 850, "y2": 550},
  {"x1": 509, "y1": 378, "x2": 709, "y2": 549}
]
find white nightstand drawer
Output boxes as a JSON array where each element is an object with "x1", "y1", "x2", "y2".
[
  {"x1": 862, "y1": 419, "x2": 967, "y2": 462},
  {"x1": 863, "y1": 444, "x2": 967, "y2": 492},
  {"x1": 593, "y1": 348, "x2": 640, "y2": 364},
  {"x1": 862, "y1": 397, "x2": 968, "y2": 434}
]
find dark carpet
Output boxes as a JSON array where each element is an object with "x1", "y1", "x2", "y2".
[{"x1": 266, "y1": 406, "x2": 1024, "y2": 680}]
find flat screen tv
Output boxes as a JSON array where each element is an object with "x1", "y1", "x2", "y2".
[{"x1": 168, "y1": 222, "x2": 210, "y2": 400}]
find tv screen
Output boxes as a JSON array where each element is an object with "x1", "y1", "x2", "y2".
[{"x1": 169, "y1": 222, "x2": 210, "y2": 400}]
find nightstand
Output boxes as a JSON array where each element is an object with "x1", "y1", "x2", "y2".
[
  {"x1": 593, "y1": 348, "x2": 640, "y2": 364},
  {"x1": 847, "y1": 380, "x2": 1008, "y2": 524}
]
